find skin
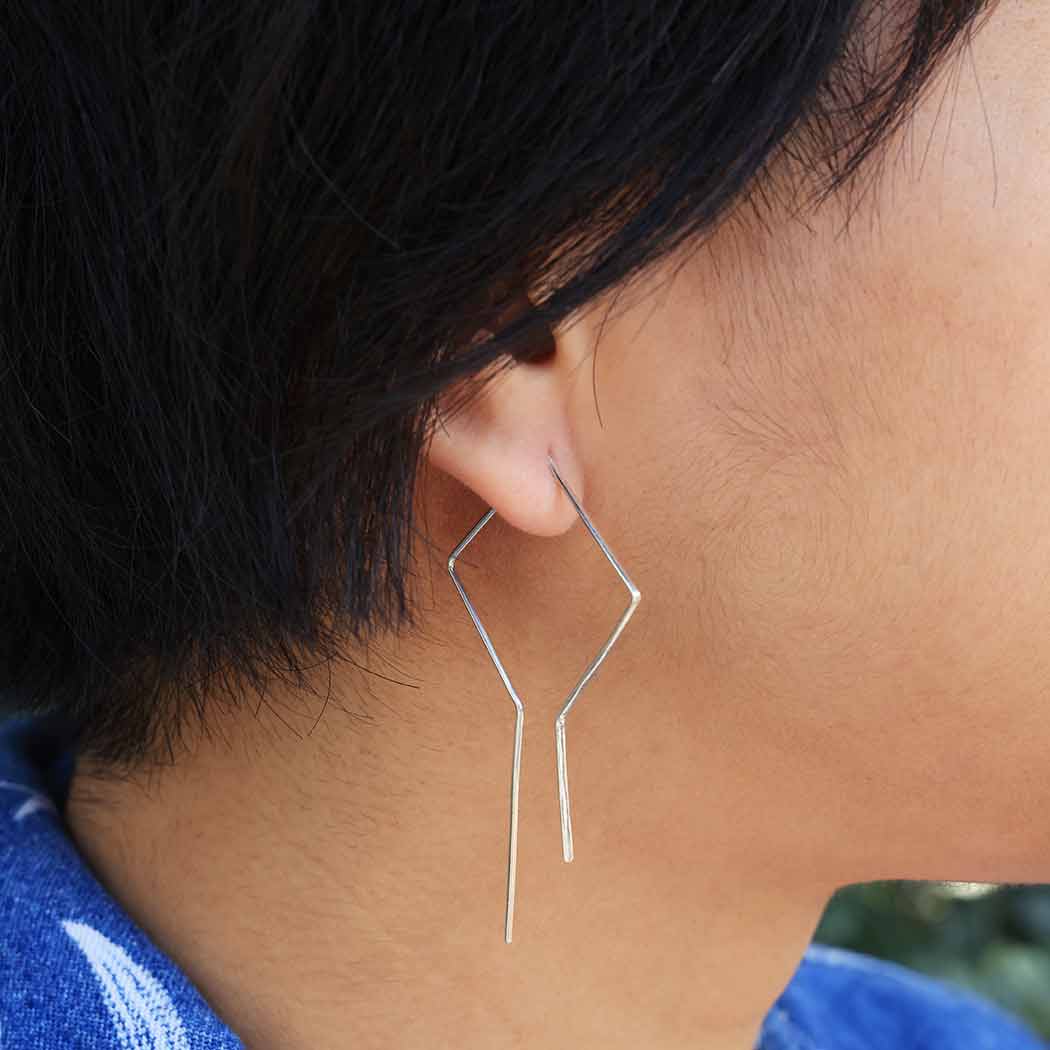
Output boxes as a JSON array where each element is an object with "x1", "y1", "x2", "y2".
[{"x1": 66, "y1": 3, "x2": 1050, "y2": 1048}]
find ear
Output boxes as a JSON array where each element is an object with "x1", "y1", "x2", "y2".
[{"x1": 425, "y1": 328, "x2": 586, "y2": 538}]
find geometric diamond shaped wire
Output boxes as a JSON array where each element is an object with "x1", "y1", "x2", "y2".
[{"x1": 447, "y1": 454, "x2": 641, "y2": 944}]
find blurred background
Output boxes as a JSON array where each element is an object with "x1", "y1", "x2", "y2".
[{"x1": 814, "y1": 882, "x2": 1050, "y2": 1037}]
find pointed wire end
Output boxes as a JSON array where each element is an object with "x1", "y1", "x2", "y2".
[{"x1": 562, "y1": 828, "x2": 574, "y2": 863}]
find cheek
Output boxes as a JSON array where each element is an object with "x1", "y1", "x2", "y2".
[
  {"x1": 586, "y1": 186, "x2": 1050, "y2": 873},
  {"x1": 688, "y1": 258, "x2": 1050, "y2": 872}
]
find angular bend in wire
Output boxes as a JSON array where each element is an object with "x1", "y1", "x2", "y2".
[
  {"x1": 447, "y1": 505, "x2": 524, "y2": 945},
  {"x1": 546, "y1": 454, "x2": 641, "y2": 864}
]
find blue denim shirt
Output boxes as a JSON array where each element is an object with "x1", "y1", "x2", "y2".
[{"x1": 0, "y1": 710, "x2": 1045, "y2": 1049}]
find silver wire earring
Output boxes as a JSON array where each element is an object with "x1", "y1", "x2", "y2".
[{"x1": 447, "y1": 454, "x2": 641, "y2": 943}]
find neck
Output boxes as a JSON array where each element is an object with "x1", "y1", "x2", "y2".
[{"x1": 65, "y1": 502, "x2": 841, "y2": 1050}]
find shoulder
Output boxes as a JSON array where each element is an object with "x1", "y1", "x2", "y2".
[
  {"x1": 758, "y1": 944, "x2": 1047, "y2": 1050},
  {"x1": 0, "y1": 712, "x2": 245, "y2": 1049}
]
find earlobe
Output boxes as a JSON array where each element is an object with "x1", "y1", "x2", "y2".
[{"x1": 425, "y1": 348, "x2": 585, "y2": 538}]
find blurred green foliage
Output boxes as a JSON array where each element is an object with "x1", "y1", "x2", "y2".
[{"x1": 814, "y1": 882, "x2": 1050, "y2": 1037}]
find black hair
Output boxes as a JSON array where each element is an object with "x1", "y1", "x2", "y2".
[{"x1": 0, "y1": 1, "x2": 991, "y2": 768}]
